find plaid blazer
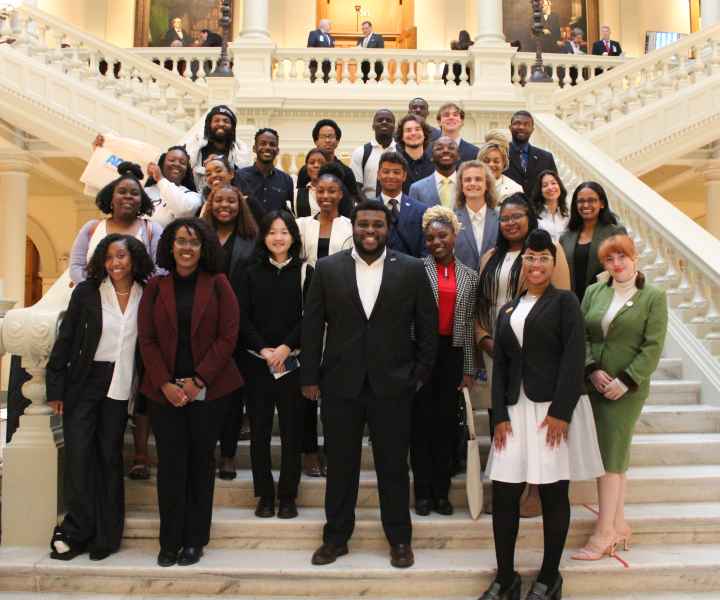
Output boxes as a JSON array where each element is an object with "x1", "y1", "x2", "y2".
[{"x1": 422, "y1": 256, "x2": 479, "y2": 375}]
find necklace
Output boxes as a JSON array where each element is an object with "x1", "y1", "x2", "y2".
[{"x1": 114, "y1": 287, "x2": 131, "y2": 296}]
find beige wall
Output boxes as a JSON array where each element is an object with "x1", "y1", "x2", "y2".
[
  {"x1": 36, "y1": 0, "x2": 135, "y2": 47},
  {"x1": 616, "y1": 0, "x2": 691, "y2": 57}
]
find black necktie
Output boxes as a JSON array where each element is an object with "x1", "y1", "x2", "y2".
[{"x1": 388, "y1": 198, "x2": 399, "y2": 224}]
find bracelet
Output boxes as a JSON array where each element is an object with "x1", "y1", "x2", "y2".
[{"x1": 192, "y1": 376, "x2": 205, "y2": 389}]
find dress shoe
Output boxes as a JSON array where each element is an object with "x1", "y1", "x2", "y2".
[
  {"x1": 415, "y1": 498, "x2": 432, "y2": 516},
  {"x1": 88, "y1": 548, "x2": 112, "y2": 561},
  {"x1": 311, "y1": 542, "x2": 348, "y2": 565},
  {"x1": 218, "y1": 468, "x2": 237, "y2": 480},
  {"x1": 177, "y1": 546, "x2": 203, "y2": 566},
  {"x1": 303, "y1": 453, "x2": 323, "y2": 477},
  {"x1": 157, "y1": 549, "x2": 178, "y2": 567},
  {"x1": 277, "y1": 499, "x2": 299, "y2": 519},
  {"x1": 478, "y1": 572, "x2": 521, "y2": 600},
  {"x1": 255, "y1": 497, "x2": 275, "y2": 518},
  {"x1": 434, "y1": 498, "x2": 454, "y2": 515},
  {"x1": 525, "y1": 575, "x2": 562, "y2": 600},
  {"x1": 389, "y1": 543, "x2": 414, "y2": 568}
]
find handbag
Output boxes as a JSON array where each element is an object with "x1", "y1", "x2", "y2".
[{"x1": 463, "y1": 387, "x2": 484, "y2": 520}]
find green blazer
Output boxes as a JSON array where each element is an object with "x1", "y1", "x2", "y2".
[
  {"x1": 581, "y1": 278, "x2": 668, "y2": 398},
  {"x1": 560, "y1": 223, "x2": 627, "y2": 294}
]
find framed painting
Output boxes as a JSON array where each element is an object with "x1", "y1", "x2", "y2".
[
  {"x1": 503, "y1": 0, "x2": 599, "y2": 54},
  {"x1": 134, "y1": 0, "x2": 233, "y2": 47}
]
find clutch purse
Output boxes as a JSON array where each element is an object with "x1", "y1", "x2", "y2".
[{"x1": 463, "y1": 387, "x2": 484, "y2": 520}]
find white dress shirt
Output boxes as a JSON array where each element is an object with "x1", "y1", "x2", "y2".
[
  {"x1": 350, "y1": 139, "x2": 397, "y2": 199},
  {"x1": 351, "y1": 246, "x2": 386, "y2": 318},
  {"x1": 466, "y1": 203, "x2": 487, "y2": 254},
  {"x1": 381, "y1": 192, "x2": 402, "y2": 213},
  {"x1": 93, "y1": 279, "x2": 142, "y2": 401},
  {"x1": 538, "y1": 208, "x2": 570, "y2": 242},
  {"x1": 434, "y1": 170, "x2": 457, "y2": 206},
  {"x1": 306, "y1": 184, "x2": 320, "y2": 217}
]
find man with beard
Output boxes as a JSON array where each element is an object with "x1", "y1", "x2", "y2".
[
  {"x1": 395, "y1": 114, "x2": 434, "y2": 194},
  {"x1": 408, "y1": 136, "x2": 460, "y2": 209},
  {"x1": 504, "y1": 110, "x2": 557, "y2": 197},
  {"x1": 350, "y1": 109, "x2": 397, "y2": 199},
  {"x1": 408, "y1": 98, "x2": 441, "y2": 142},
  {"x1": 301, "y1": 199, "x2": 437, "y2": 569},
  {"x1": 182, "y1": 104, "x2": 252, "y2": 192},
  {"x1": 235, "y1": 128, "x2": 294, "y2": 221},
  {"x1": 295, "y1": 119, "x2": 359, "y2": 202}
]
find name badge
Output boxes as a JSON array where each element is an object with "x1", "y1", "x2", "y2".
[{"x1": 319, "y1": 35, "x2": 325, "y2": 42}]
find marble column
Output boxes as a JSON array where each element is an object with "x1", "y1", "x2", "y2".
[
  {"x1": 702, "y1": 0, "x2": 720, "y2": 28},
  {"x1": 238, "y1": 0, "x2": 270, "y2": 41},
  {"x1": 475, "y1": 0, "x2": 506, "y2": 46},
  {"x1": 0, "y1": 151, "x2": 32, "y2": 309},
  {"x1": 701, "y1": 161, "x2": 720, "y2": 239}
]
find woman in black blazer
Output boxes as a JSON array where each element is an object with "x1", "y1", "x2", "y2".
[
  {"x1": 46, "y1": 235, "x2": 155, "y2": 561},
  {"x1": 479, "y1": 230, "x2": 603, "y2": 600},
  {"x1": 411, "y1": 206, "x2": 478, "y2": 517},
  {"x1": 234, "y1": 210, "x2": 313, "y2": 520},
  {"x1": 202, "y1": 184, "x2": 259, "y2": 480},
  {"x1": 559, "y1": 182, "x2": 626, "y2": 301}
]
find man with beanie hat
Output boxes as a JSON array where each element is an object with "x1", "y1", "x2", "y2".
[{"x1": 181, "y1": 104, "x2": 252, "y2": 191}]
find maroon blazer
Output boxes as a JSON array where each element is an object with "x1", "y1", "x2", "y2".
[{"x1": 138, "y1": 270, "x2": 243, "y2": 404}]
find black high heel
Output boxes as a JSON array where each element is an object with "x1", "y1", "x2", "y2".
[
  {"x1": 478, "y1": 572, "x2": 521, "y2": 600},
  {"x1": 525, "y1": 575, "x2": 562, "y2": 600}
]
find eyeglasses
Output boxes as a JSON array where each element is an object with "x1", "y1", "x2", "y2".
[
  {"x1": 174, "y1": 238, "x2": 202, "y2": 249},
  {"x1": 522, "y1": 255, "x2": 553, "y2": 265},
  {"x1": 499, "y1": 213, "x2": 528, "y2": 223}
]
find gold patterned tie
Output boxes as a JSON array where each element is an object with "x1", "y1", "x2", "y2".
[{"x1": 439, "y1": 176, "x2": 452, "y2": 208}]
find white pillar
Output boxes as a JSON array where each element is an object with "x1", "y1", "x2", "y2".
[
  {"x1": 702, "y1": 162, "x2": 720, "y2": 238},
  {"x1": 239, "y1": 0, "x2": 270, "y2": 41},
  {"x1": 475, "y1": 0, "x2": 506, "y2": 46},
  {"x1": 702, "y1": 0, "x2": 720, "y2": 28},
  {"x1": 0, "y1": 151, "x2": 32, "y2": 309}
]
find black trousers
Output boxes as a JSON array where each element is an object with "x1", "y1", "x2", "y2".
[
  {"x1": 245, "y1": 359, "x2": 303, "y2": 501},
  {"x1": 149, "y1": 394, "x2": 229, "y2": 553},
  {"x1": 492, "y1": 479, "x2": 570, "y2": 588},
  {"x1": 302, "y1": 397, "x2": 320, "y2": 454},
  {"x1": 61, "y1": 362, "x2": 128, "y2": 553},
  {"x1": 411, "y1": 337, "x2": 463, "y2": 501},
  {"x1": 219, "y1": 387, "x2": 246, "y2": 458},
  {"x1": 323, "y1": 380, "x2": 412, "y2": 546}
]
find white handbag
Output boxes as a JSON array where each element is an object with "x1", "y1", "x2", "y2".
[{"x1": 463, "y1": 387, "x2": 484, "y2": 520}]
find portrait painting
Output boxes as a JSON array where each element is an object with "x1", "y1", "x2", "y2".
[
  {"x1": 503, "y1": 0, "x2": 598, "y2": 54},
  {"x1": 134, "y1": 0, "x2": 233, "y2": 47}
]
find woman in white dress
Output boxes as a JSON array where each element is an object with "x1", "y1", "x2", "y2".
[
  {"x1": 530, "y1": 170, "x2": 570, "y2": 242},
  {"x1": 295, "y1": 166, "x2": 352, "y2": 476},
  {"x1": 477, "y1": 132, "x2": 523, "y2": 202},
  {"x1": 479, "y1": 229, "x2": 604, "y2": 600}
]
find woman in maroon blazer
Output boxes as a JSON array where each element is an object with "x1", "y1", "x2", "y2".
[{"x1": 138, "y1": 217, "x2": 242, "y2": 568}]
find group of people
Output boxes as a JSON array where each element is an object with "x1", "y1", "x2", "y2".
[{"x1": 45, "y1": 100, "x2": 667, "y2": 600}]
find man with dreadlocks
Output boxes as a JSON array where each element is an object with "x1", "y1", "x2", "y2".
[{"x1": 181, "y1": 104, "x2": 252, "y2": 192}]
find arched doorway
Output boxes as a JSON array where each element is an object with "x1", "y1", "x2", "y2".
[{"x1": 24, "y1": 238, "x2": 42, "y2": 307}]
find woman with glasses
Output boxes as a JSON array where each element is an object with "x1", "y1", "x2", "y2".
[
  {"x1": 138, "y1": 218, "x2": 242, "y2": 567},
  {"x1": 476, "y1": 194, "x2": 570, "y2": 518},
  {"x1": 559, "y1": 181, "x2": 626, "y2": 301},
  {"x1": 479, "y1": 228, "x2": 603, "y2": 600}
]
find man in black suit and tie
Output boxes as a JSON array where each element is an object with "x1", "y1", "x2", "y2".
[
  {"x1": 307, "y1": 19, "x2": 335, "y2": 82},
  {"x1": 302, "y1": 199, "x2": 437, "y2": 569},
  {"x1": 592, "y1": 25, "x2": 623, "y2": 76},
  {"x1": 504, "y1": 111, "x2": 558, "y2": 198},
  {"x1": 435, "y1": 102, "x2": 479, "y2": 163},
  {"x1": 358, "y1": 21, "x2": 384, "y2": 82}
]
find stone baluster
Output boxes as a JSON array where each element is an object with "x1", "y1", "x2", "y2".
[
  {"x1": 460, "y1": 59, "x2": 470, "y2": 86},
  {"x1": 379, "y1": 58, "x2": 390, "y2": 85}
]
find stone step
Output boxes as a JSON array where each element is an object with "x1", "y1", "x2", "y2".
[
  {"x1": 125, "y1": 465, "x2": 720, "y2": 509},
  {"x1": 134, "y1": 432, "x2": 719, "y2": 470},
  {"x1": 1, "y1": 544, "x2": 718, "y2": 597},
  {"x1": 654, "y1": 357, "x2": 684, "y2": 380},
  {"x1": 121, "y1": 502, "x2": 720, "y2": 550}
]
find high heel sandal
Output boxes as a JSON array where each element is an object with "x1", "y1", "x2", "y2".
[
  {"x1": 570, "y1": 532, "x2": 617, "y2": 561},
  {"x1": 615, "y1": 526, "x2": 632, "y2": 551}
]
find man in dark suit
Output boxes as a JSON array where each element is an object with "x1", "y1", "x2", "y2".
[
  {"x1": 163, "y1": 17, "x2": 190, "y2": 47},
  {"x1": 504, "y1": 110, "x2": 558, "y2": 198},
  {"x1": 357, "y1": 20, "x2": 384, "y2": 82},
  {"x1": 408, "y1": 97, "x2": 441, "y2": 142},
  {"x1": 307, "y1": 19, "x2": 335, "y2": 82},
  {"x1": 435, "y1": 103, "x2": 479, "y2": 163},
  {"x1": 376, "y1": 151, "x2": 427, "y2": 258},
  {"x1": 592, "y1": 26, "x2": 622, "y2": 56},
  {"x1": 540, "y1": 0, "x2": 561, "y2": 53},
  {"x1": 301, "y1": 199, "x2": 437, "y2": 569}
]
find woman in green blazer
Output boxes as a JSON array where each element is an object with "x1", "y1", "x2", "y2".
[
  {"x1": 559, "y1": 182, "x2": 626, "y2": 301},
  {"x1": 573, "y1": 233, "x2": 667, "y2": 562}
]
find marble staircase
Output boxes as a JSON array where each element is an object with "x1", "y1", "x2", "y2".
[{"x1": 1, "y1": 355, "x2": 720, "y2": 598}]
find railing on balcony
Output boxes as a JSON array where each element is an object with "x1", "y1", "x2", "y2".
[
  {"x1": 512, "y1": 52, "x2": 626, "y2": 87},
  {"x1": 555, "y1": 23, "x2": 720, "y2": 132}
]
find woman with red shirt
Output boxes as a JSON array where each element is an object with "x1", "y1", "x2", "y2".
[{"x1": 411, "y1": 206, "x2": 479, "y2": 516}]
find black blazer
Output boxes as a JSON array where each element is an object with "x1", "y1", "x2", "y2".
[
  {"x1": 46, "y1": 281, "x2": 105, "y2": 412},
  {"x1": 163, "y1": 29, "x2": 191, "y2": 47},
  {"x1": 492, "y1": 286, "x2": 585, "y2": 424},
  {"x1": 357, "y1": 33, "x2": 384, "y2": 48},
  {"x1": 301, "y1": 249, "x2": 437, "y2": 400},
  {"x1": 307, "y1": 29, "x2": 335, "y2": 47},
  {"x1": 504, "y1": 143, "x2": 558, "y2": 197},
  {"x1": 592, "y1": 39, "x2": 622, "y2": 56},
  {"x1": 458, "y1": 139, "x2": 480, "y2": 162}
]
